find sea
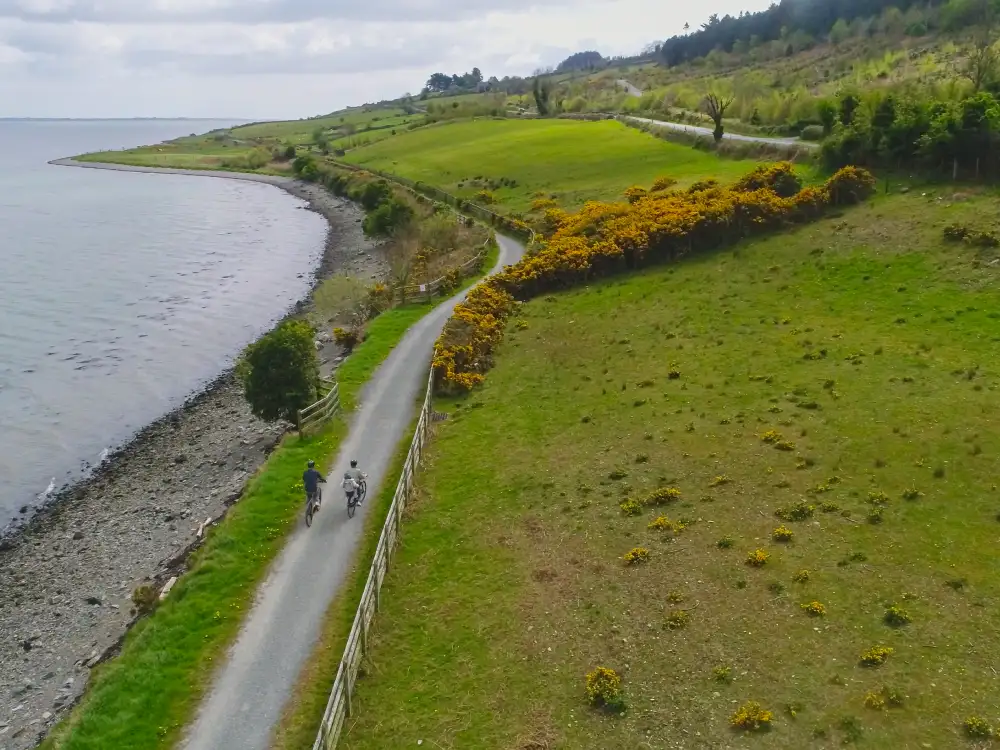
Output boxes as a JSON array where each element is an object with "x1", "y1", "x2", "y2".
[{"x1": 0, "y1": 119, "x2": 328, "y2": 530}]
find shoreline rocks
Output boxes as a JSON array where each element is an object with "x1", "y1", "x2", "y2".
[{"x1": 0, "y1": 169, "x2": 386, "y2": 750}]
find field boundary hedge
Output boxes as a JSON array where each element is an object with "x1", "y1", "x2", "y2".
[{"x1": 432, "y1": 162, "x2": 876, "y2": 393}]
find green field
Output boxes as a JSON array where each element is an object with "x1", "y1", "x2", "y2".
[
  {"x1": 339, "y1": 189, "x2": 1000, "y2": 748},
  {"x1": 342, "y1": 118, "x2": 758, "y2": 213}
]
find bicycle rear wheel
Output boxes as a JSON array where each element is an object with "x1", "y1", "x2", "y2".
[
  {"x1": 347, "y1": 497, "x2": 356, "y2": 518},
  {"x1": 305, "y1": 500, "x2": 315, "y2": 527},
  {"x1": 358, "y1": 480, "x2": 367, "y2": 504}
]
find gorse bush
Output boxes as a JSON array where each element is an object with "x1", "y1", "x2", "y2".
[
  {"x1": 432, "y1": 164, "x2": 876, "y2": 393},
  {"x1": 731, "y1": 701, "x2": 774, "y2": 731},
  {"x1": 585, "y1": 667, "x2": 624, "y2": 712}
]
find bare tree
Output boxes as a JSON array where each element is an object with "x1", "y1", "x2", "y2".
[
  {"x1": 703, "y1": 92, "x2": 736, "y2": 142},
  {"x1": 961, "y1": 34, "x2": 1000, "y2": 92}
]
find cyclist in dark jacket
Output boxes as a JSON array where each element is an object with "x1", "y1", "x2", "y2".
[{"x1": 303, "y1": 460, "x2": 325, "y2": 508}]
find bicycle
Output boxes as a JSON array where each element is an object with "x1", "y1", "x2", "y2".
[
  {"x1": 346, "y1": 477, "x2": 368, "y2": 519},
  {"x1": 305, "y1": 486, "x2": 322, "y2": 528}
]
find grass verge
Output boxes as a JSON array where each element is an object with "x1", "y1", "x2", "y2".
[
  {"x1": 40, "y1": 421, "x2": 346, "y2": 750},
  {"x1": 336, "y1": 188, "x2": 1000, "y2": 749},
  {"x1": 343, "y1": 118, "x2": 758, "y2": 213}
]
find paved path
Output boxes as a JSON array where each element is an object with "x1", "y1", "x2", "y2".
[
  {"x1": 612, "y1": 80, "x2": 815, "y2": 149},
  {"x1": 177, "y1": 241, "x2": 524, "y2": 750}
]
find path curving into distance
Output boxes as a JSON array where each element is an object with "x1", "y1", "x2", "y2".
[
  {"x1": 613, "y1": 80, "x2": 816, "y2": 149},
  {"x1": 54, "y1": 157, "x2": 525, "y2": 749}
]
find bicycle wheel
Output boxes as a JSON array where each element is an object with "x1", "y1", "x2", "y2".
[
  {"x1": 305, "y1": 499, "x2": 315, "y2": 527},
  {"x1": 347, "y1": 496, "x2": 356, "y2": 518},
  {"x1": 358, "y1": 480, "x2": 367, "y2": 504}
]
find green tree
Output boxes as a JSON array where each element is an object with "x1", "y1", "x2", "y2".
[
  {"x1": 532, "y1": 77, "x2": 551, "y2": 116},
  {"x1": 817, "y1": 99, "x2": 838, "y2": 134},
  {"x1": 839, "y1": 92, "x2": 861, "y2": 126},
  {"x1": 829, "y1": 18, "x2": 851, "y2": 44},
  {"x1": 239, "y1": 320, "x2": 319, "y2": 423},
  {"x1": 363, "y1": 199, "x2": 414, "y2": 237}
]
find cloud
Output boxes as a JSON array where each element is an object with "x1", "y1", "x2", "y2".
[
  {"x1": 1, "y1": 0, "x2": 573, "y2": 24},
  {"x1": 0, "y1": 0, "x2": 775, "y2": 118}
]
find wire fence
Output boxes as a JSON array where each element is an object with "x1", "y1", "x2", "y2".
[{"x1": 311, "y1": 367, "x2": 435, "y2": 750}]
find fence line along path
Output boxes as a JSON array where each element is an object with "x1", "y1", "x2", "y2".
[{"x1": 180, "y1": 233, "x2": 526, "y2": 750}]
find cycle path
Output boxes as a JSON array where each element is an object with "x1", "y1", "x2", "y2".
[{"x1": 181, "y1": 234, "x2": 525, "y2": 750}]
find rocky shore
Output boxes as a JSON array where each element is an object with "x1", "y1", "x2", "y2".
[{"x1": 0, "y1": 166, "x2": 386, "y2": 749}]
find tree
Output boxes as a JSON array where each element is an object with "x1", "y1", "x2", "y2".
[
  {"x1": 703, "y1": 91, "x2": 735, "y2": 141},
  {"x1": 839, "y1": 92, "x2": 861, "y2": 126},
  {"x1": 425, "y1": 72, "x2": 452, "y2": 92},
  {"x1": 829, "y1": 18, "x2": 851, "y2": 44},
  {"x1": 238, "y1": 320, "x2": 319, "y2": 423},
  {"x1": 961, "y1": 34, "x2": 1000, "y2": 92},
  {"x1": 533, "y1": 77, "x2": 552, "y2": 116},
  {"x1": 817, "y1": 99, "x2": 838, "y2": 134}
]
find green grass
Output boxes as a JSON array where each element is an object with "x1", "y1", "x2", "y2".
[
  {"x1": 40, "y1": 421, "x2": 346, "y2": 750},
  {"x1": 343, "y1": 118, "x2": 757, "y2": 213},
  {"x1": 337, "y1": 188, "x2": 1000, "y2": 749}
]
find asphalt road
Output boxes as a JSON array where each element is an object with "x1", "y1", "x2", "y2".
[
  {"x1": 612, "y1": 79, "x2": 815, "y2": 149},
  {"x1": 179, "y1": 233, "x2": 525, "y2": 750}
]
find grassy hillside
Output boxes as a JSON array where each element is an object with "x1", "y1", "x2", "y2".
[
  {"x1": 342, "y1": 118, "x2": 758, "y2": 213},
  {"x1": 338, "y1": 187, "x2": 1000, "y2": 749}
]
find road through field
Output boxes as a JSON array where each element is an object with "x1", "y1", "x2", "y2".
[
  {"x1": 614, "y1": 80, "x2": 816, "y2": 149},
  {"x1": 180, "y1": 233, "x2": 525, "y2": 750}
]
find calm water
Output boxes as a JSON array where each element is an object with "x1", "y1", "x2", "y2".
[{"x1": 0, "y1": 120, "x2": 327, "y2": 529}]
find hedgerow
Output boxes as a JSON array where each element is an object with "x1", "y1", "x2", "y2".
[{"x1": 432, "y1": 163, "x2": 876, "y2": 393}]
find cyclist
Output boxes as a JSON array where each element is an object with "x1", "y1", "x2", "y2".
[
  {"x1": 342, "y1": 459, "x2": 367, "y2": 505},
  {"x1": 303, "y1": 459, "x2": 326, "y2": 510}
]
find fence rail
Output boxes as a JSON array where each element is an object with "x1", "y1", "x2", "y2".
[
  {"x1": 312, "y1": 367, "x2": 435, "y2": 750},
  {"x1": 400, "y1": 235, "x2": 492, "y2": 301},
  {"x1": 297, "y1": 378, "x2": 340, "y2": 433}
]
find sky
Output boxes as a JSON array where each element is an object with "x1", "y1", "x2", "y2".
[{"x1": 0, "y1": 0, "x2": 774, "y2": 119}]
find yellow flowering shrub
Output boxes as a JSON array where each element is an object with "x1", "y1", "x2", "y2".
[
  {"x1": 648, "y1": 516, "x2": 685, "y2": 534},
  {"x1": 432, "y1": 164, "x2": 876, "y2": 393},
  {"x1": 963, "y1": 716, "x2": 994, "y2": 739},
  {"x1": 332, "y1": 326, "x2": 360, "y2": 350},
  {"x1": 650, "y1": 175, "x2": 678, "y2": 192},
  {"x1": 585, "y1": 666, "x2": 624, "y2": 711},
  {"x1": 620, "y1": 498, "x2": 642, "y2": 516},
  {"x1": 800, "y1": 601, "x2": 826, "y2": 617},
  {"x1": 644, "y1": 487, "x2": 682, "y2": 505},
  {"x1": 623, "y1": 547, "x2": 650, "y2": 565},
  {"x1": 760, "y1": 430, "x2": 783, "y2": 444},
  {"x1": 772, "y1": 525, "x2": 794, "y2": 542},
  {"x1": 864, "y1": 691, "x2": 886, "y2": 710},
  {"x1": 624, "y1": 185, "x2": 649, "y2": 204},
  {"x1": 792, "y1": 569, "x2": 811, "y2": 583},
  {"x1": 731, "y1": 701, "x2": 774, "y2": 731},
  {"x1": 746, "y1": 549, "x2": 770, "y2": 567},
  {"x1": 859, "y1": 645, "x2": 894, "y2": 667}
]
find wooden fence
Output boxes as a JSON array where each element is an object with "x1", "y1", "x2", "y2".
[
  {"x1": 311, "y1": 367, "x2": 435, "y2": 750},
  {"x1": 297, "y1": 378, "x2": 340, "y2": 433},
  {"x1": 399, "y1": 235, "x2": 492, "y2": 302}
]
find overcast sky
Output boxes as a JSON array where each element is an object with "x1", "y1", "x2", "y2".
[{"x1": 0, "y1": 0, "x2": 773, "y2": 119}]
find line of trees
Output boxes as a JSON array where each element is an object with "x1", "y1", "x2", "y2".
[
  {"x1": 424, "y1": 68, "x2": 484, "y2": 93},
  {"x1": 661, "y1": 0, "x2": 997, "y2": 67}
]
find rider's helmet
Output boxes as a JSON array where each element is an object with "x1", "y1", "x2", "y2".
[
  {"x1": 350, "y1": 460, "x2": 358, "y2": 468},
  {"x1": 307, "y1": 460, "x2": 315, "y2": 468}
]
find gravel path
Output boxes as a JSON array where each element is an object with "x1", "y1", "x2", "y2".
[
  {"x1": 180, "y1": 233, "x2": 526, "y2": 750},
  {"x1": 0, "y1": 161, "x2": 386, "y2": 750}
]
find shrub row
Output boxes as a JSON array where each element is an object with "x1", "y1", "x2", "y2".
[{"x1": 432, "y1": 163, "x2": 876, "y2": 393}]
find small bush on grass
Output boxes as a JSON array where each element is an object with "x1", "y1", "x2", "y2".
[
  {"x1": 746, "y1": 548, "x2": 770, "y2": 567},
  {"x1": 963, "y1": 716, "x2": 994, "y2": 739},
  {"x1": 713, "y1": 665, "x2": 733, "y2": 684},
  {"x1": 801, "y1": 601, "x2": 826, "y2": 617},
  {"x1": 859, "y1": 646, "x2": 894, "y2": 667},
  {"x1": 644, "y1": 487, "x2": 682, "y2": 505},
  {"x1": 731, "y1": 701, "x2": 774, "y2": 732},
  {"x1": 585, "y1": 667, "x2": 625, "y2": 713},
  {"x1": 665, "y1": 609, "x2": 690, "y2": 630},
  {"x1": 883, "y1": 605, "x2": 911, "y2": 627},
  {"x1": 776, "y1": 501, "x2": 815, "y2": 522},
  {"x1": 773, "y1": 525, "x2": 794, "y2": 542},
  {"x1": 648, "y1": 516, "x2": 685, "y2": 534},
  {"x1": 793, "y1": 569, "x2": 811, "y2": 583},
  {"x1": 131, "y1": 585, "x2": 158, "y2": 616},
  {"x1": 623, "y1": 547, "x2": 650, "y2": 565}
]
